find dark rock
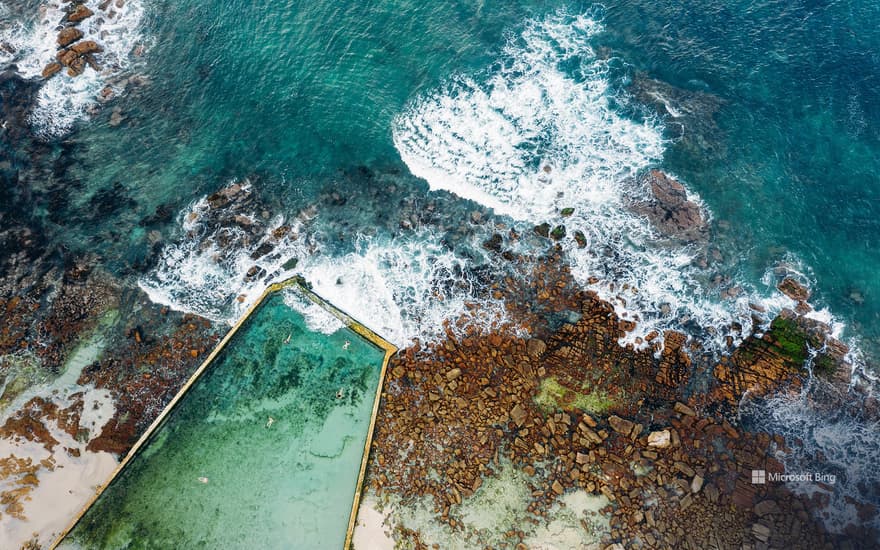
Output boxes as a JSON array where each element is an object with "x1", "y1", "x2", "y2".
[
  {"x1": 249, "y1": 241, "x2": 275, "y2": 260},
  {"x1": 482, "y1": 233, "x2": 503, "y2": 252},
  {"x1": 533, "y1": 223, "x2": 550, "y2": 238},
  {"x1": 632, "y1": 170, "x2": 708, "y2": 242},
  {"x1": 550, "y1": 225, "x2": 566, "y2": 241}
]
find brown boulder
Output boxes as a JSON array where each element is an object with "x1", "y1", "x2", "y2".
[
  {"x1": 67, "y1": 57, "x2": 86, "y2": 77},
  {"x1": 57, "y1": 49, "x2": 78, "y2": 66},
  {"x1": 57, "y1": 27, "x2": 84, "y2": 47},
  {"x1": 526, "y1": 338, "x2": 547, "y2": 357},
  {"x1": 510, "y1": 404, "x2": 528, "y2": 427},
  {"x1": 41, "y1": 62, "x2": 62, "y2": 78},
  {"x1": 68, "y1": 4, "x2": 94, "y2": 22},
  {"x1": 777, "y1": 277, "x2": 810, "y2": 302},
  {"x1": 673, "y1": 401, "x2": 696, "y2": 416},
  {"x1": 607, "y1": 415, "x2": 634, "y2": 436},
  {"x1": 647, "y1": 429, "x2": 671, "y2": 448},
  {"x1": 71, "y1": 40, "x2": 103, "y2": 55}
]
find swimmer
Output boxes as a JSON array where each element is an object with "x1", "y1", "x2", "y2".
[
  {"x1": 284, "y1": 334, "x2": 291, "y2": 344},
  {"x1": 343, "y1": 340, "x2": 350, "y2": 350},
  {"x1": 198, "y1": 476, "x2": 209, "y2": 484},
  {"x1": 266, "y1": 416, "x2": 275, "y2": 428},
  {"x1": 336, "y1": 388, "x2": 344, "y2": 400}
]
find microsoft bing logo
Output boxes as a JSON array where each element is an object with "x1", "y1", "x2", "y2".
[{"x1": 751, "y1": 470, "x2": 766, "y2": 484}]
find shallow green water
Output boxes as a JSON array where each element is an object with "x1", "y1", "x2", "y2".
[{"x1": 62, "y1": 290, "x2": 385, "y2": 550}]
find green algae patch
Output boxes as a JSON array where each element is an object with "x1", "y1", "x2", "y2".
[
  {"x1": 534, "y1": 377, "x2": 614, "y2": 415},
  {"x1": 767, "y1": 316, "x2": 810, "y2": 367},
  {"x1": 60, "y1": 290, "x2": 387, "y2": 550}
]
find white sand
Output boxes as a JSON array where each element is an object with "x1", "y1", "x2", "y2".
[
  {"x1": 0, "y1": 320, "x2": 119, "y2": 549},
  {"x1": 0, "y1": 396, "x2": 118, "y2": 548},
  {"x1": 352, "y1": 496, "x2": 395, "y2": 550}
]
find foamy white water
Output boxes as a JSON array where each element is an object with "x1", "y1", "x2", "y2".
[
  {"x1": 739, "y1": 382, "x2": 880, "y2": 535},
  {"x1": 392, "y1": 10, "x2": 794, "y2": 352},
  {"x1": 0, "y1": 0, "x2": 146, "y2": 136},
  {"x1": 140, "y1": 188, "x2": 507, "y2": 347},
  {"x1": 138, "y1": 186, "x2": 318, "y2": 322},
  {"x1": 290, "y1": 233, "x2": 508, "y2": 346}
]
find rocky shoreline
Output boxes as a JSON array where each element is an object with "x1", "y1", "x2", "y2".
[
  {"x1": 360, "y1": 245, "x2": 877, "y2": 548},
  {"x1": 41, "y1": 2, "x2": 108, "y2": 79},
  {"x1": 0, "y1": 156, "x2": 877, "y2": 548}
]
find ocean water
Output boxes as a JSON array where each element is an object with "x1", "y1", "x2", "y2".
[
  {"x1": 62, "y1": 290, "x2": 386, "y2": 549},
  {"x1": 3, "y1": 0, "x2": 880, "y2": 539}
]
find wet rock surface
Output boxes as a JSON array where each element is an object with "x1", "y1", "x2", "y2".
[
  {"x1": 364, "y1": 246, "x2": 875, "y2": 548},
  {"x1": 631, "y1": 169, "x2": 709, "y2": 242},
  {"x1": 42, "y1": 2, "x2": 104, "y2": 80}
]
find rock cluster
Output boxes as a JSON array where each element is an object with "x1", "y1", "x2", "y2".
[
  {"x1": 180, "y1": 179, "x2": 311, "y2": 293},
  {"x1": 365, "y1": 246, "x2": 875, "y2": 548},
  {"x1": 76, "y1": 308, "x2": 219, "y2": 454},
  {"x1": 42, "y1": 2, "x2": 105, "y2": 78}
]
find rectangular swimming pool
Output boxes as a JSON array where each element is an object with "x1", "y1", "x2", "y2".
[{"x1": 60, "y1": 284, "x2": 389, "y2": 549}]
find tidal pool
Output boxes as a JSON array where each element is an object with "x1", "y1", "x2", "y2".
[{"x1": 62, "y1": 287, "x2": 388, "y2": 549}]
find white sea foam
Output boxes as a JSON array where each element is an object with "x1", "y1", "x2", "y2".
[
  {"x1": 392, "y1": 10, "x2": 793, "y2": 353},
  {"x1": 139, "y1": 188, "x2": 317, "y2": 323},
  {"x1": 141, "y1": 188, "x2": 507, "y2": 347},
  {"x1": 290, "y1": 233, "x2": 509, "y2": 346},
  {"x1": 0, "y1": 0, "x2": 146, "y2": 137}
]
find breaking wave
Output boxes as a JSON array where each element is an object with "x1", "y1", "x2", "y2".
[
  {"x1": 392, "y1": 9, "x2": 793, "y2": 352},
  {"x1": 739, "y1": 381, "x2": 880, "y2": 535},
  {"x1": 139, "y1": 187, "x2": 508, "y2": 347},
  {"x1": 393, "y1": 8, "x2": 879, "y2": 537}
]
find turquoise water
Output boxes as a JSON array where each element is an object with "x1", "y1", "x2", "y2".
[
  {"x1": 4, "y1": 0, "x2": 877, "y2": 357},
  {"x1": 599, "y1": 0, "x2": 880, "y2": 354},
  {"x1": 61, "y1": 290, "x2": 386, "y2": 549},
  {"x1": 3, "y1": 0, "x2": 880, "y2": 541}
]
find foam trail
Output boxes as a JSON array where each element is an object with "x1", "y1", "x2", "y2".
[
  {"x1": 0, "y1": 0, "x2": 146, "y2": 137},
  {"x1": 291, "y1": 233, "x2": 509, "y2": 346},
  {"x1": 392, "y1": 10, "x2": 790, "y2": 352},
  {"x1": 139, "y1": 188, "x2": 317, "y2": 323}
]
